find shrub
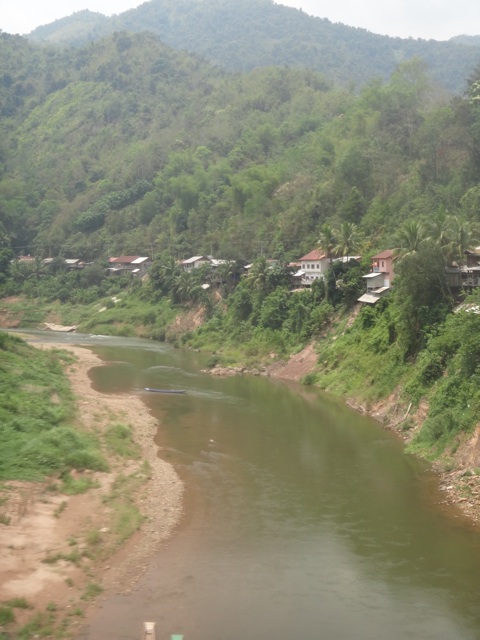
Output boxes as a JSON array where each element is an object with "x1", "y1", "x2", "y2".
[
  {"x1": 0, "y1": 607, "x2": 15, "y2": 625},
  {"x1": 301, "y1": 372, "x2": 318, "y2": 386},
  {"x1": 105, "y1": 423, "x2": 139, "y2": 459}
]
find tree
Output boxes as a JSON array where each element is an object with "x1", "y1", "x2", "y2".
[
  {"x1": 446, "y1": 216, "x2": 480, "y2": 265},
  {"x1": 427, "y1": 210, "x2": 451, "y2": 254},
  {"x1": 0, "y1": 248, "x2": 13, "y2": 284},
  {"x1": 393, "y1": 245, "x2": 452, "y2": 358},
  {"x1": 318, "y1": 223, "x2": 336, "y2": 264},
  {"x1": 148, "y1": 253, "x2": 179, "y2": 298},
  {"x1": 171, "y1": 270, "x2": 201, "y2": 304},
  {"x1": 247, "y1": 257, "x2": 269, "y2": 295},
  {"x1": 341, "y1": 187, "x2": 366, "y2": 224},
  {"x1": 334, "y1": 222, "x2": 361, "y2": 262},
  {"x1": 393, "y1": 219, "x2": 427, "y2": 259}
]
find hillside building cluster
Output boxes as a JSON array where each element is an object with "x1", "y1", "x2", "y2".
[{"x1": 14, "y1": 245, "x2": 480, "y2": 303}]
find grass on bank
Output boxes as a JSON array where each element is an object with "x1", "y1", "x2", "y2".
[
  {"x1": 0, "y1": 290, "x2": 176, "y2": 340},
  {"x1": 0, "y1": 330, "x2": 160, "y2": 640},
  {"x1": 312, "y1": 299, "x2": 480, "y2": 466},
  {"x1": 0, "y1": 332, "x2": 107, "y2": 481}
]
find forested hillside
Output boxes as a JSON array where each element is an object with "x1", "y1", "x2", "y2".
[
  {"x1": 3, "y1": 22, "x2": 480, "y2": 468},
  {"x1": 27, "y1": 0, "x2": 480, "y2": 94},
  {"x1": 2, "y1": 28, "x2": 480, "y2": 265}
]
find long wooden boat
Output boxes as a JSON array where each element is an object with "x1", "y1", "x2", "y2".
[{"x1": 144, "y1": 387, "x2": 186, "y2": 394}]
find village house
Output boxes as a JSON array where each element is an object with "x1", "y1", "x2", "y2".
[
  {"x1": 15, "y1": 256, "x2": 85, "y2": 270},
  {"x1": 358, "y1": 249, "x2": 395, "y2": 304},
  {"x1": 181, "y1": 256, "x2": 211, "y2": 271},
  {"x1": 460, "y1": 249, "x2": 480, "y2": 288},
  {"x1": 107, "y1": 256, "x2": 151, "y2": 276},
  {"x1": 294, "y1": 250, "x2": 362, "y2": 287},
  {"x1": 64, "y1": 259, "x2": 84, "y2": 270},
  {"x1": 297, "y1": 250, "x2": 331, "y2": 285}
]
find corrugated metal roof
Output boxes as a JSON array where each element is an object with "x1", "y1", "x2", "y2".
[
  {"x1": 182, "y1": 255, "x2": 209, "y2": 264},
  {"x1": 334, "y1": 255, "x2": 361, "y2": 263},
  {"x1": 362, "y1": 272, "x2": 383, "y2": 279},
  {"x1": 357, "y1": 293, "x2": 382, "y2": 304},
  {"x1": 109, "y1": 256, "x2": 139, "y2": 264}
]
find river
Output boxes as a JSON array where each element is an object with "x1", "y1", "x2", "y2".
[{"x1": 26, "y1": 333, "x2": 480, "y2": 639}]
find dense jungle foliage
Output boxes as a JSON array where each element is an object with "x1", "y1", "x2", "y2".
[
  {"x1": 2, "y1": 29, "x2": 480, "y2": 263},
  {"x1": 3, "y1": 21, "x2": 480, "y2": 465},
  {"x1": 27, "y1": 0, "x2": 480, "y2": 94}
]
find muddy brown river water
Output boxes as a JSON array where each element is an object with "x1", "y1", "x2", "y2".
[{"x1": 30, "y1": 333, "x2": 480, "y2": 640}]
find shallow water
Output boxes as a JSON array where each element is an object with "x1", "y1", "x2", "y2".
[{"x1": 25, "y1": 333, "x2": 480, "y2": 640}]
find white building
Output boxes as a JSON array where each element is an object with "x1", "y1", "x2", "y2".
[
  {"x1": 298, "y1": 249, "x2": 330, "y2": 285},
  {"x1": 181, "y1": 256, "x2": 211, "y2": 271}
]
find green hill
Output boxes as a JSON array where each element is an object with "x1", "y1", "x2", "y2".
[
  {"x1": 26, "y1": 0, "x2": 480, "y2": 94},
  {"x1": 1, "y1": 28, "x2": 480, "y2": 267}
]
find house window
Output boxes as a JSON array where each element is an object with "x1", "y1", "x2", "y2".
[{"x1": 381, "y1": 261, "x2": 384, "y2": 268}]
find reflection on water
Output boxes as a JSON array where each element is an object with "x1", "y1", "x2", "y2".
[{"x1": 17, "y1": 333, "x2": 480, "y2": 640}]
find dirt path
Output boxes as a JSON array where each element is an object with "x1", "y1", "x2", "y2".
[{"x1": 0, "y1": 343, "x2": 183, "y2": 636}]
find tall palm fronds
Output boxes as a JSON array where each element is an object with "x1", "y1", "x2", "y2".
[
  {"x1": 446, "y1": 216, "x2": 480, "y2": 265},
  {"x1": 318, "y1": 223, "x2": 336, "y2": 263},
  {"x1": 247, "y1": 257, "x2": 269, "y2": 294},
  {"x1": 393, "y1": 219, "x2": 427, "y2": 258},
  {"x1": 334, "y1": 222, "x2": 361, "y2": 262},
  {"x1": 427, "y1": 210, "x2": 451, "y2": 254}
]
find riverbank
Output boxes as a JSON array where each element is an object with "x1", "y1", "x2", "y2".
[
  {"x1": 0, "y1": 342, "x2": 183, "y2": 636},
  {"x1": 208, "y1": 340, "x2": 480, "y2": 529},
  {"x1": 265, "y1": 343, "x2": 480, "y2": 529}
]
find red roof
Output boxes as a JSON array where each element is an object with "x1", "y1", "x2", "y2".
[
  {"x1": 299, "y1": 249, "x2": 327, "y2": 261},
  {"x1": 109, "y1": 256, "x2": 140, "y2": 264},
  {"x1": 372, "y1": 250, "x2": 394, "y2": 260}
]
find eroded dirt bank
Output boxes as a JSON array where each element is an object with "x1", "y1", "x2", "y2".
[{"x1": 0, "y1": 343, "x2": 183, "y2": 635}]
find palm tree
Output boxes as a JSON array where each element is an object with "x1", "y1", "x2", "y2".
[
  {"x1": 446, "y1": 216, "x2": 480, "y2": 265},
  {"x1": 334, "y1": 221, "x2": 361, "y2": 262},
  {"x1": 172, "y1": 270, "x2": 200, "y2": 304},
  {"x1": 247, "y1": 257, "x2": 269, "y2": 295},
  {"x1": 393, "y1": 219, "x2": 426, "y2": 259},
  {"x1": 318, "y1": 223, "x2": 336, "y2": 264},
  {"x1": 427, "y1": 210, "x2": 451, "y2": 254}
]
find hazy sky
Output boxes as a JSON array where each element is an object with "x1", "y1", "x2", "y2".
[{"x1": 1, "y1": 0, "x2": 479, "y2": 40}]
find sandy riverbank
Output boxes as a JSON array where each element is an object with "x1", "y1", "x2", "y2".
[{"x1": 0, "y1": 343, "x2": 183, "y2": 634}]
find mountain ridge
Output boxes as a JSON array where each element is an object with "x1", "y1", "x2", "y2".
[{"x1": 25, "y1": 0, "x2": 480, "y2": 94}]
